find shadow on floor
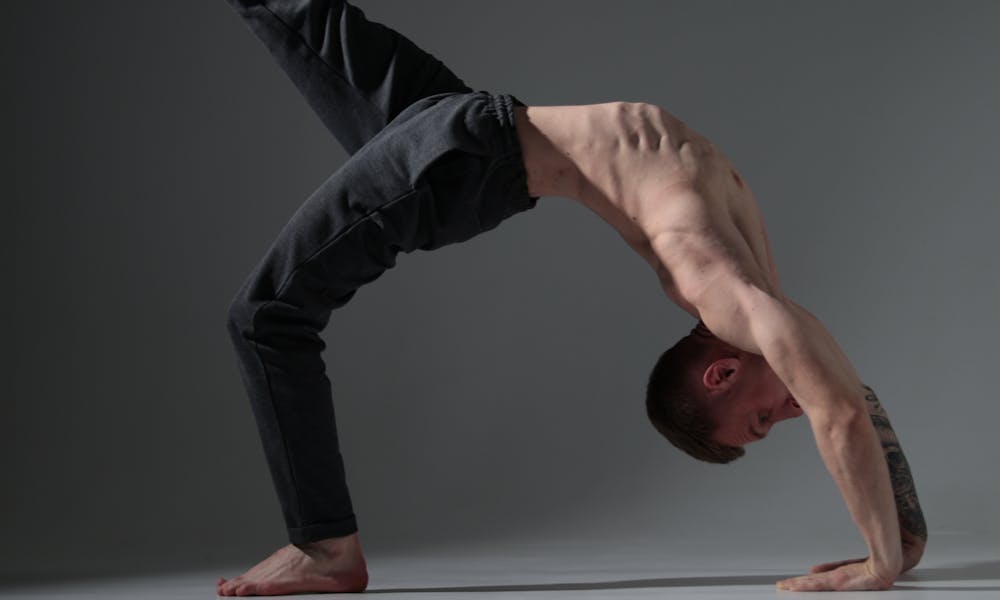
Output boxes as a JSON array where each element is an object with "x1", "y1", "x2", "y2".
[
  {"x1": 367, "y1": 560, "x2": 1000, "y2": 594},
  {"x1": 891, "y1": 559, "x2": 1000, "y2": 592},
  {"x1": 369, "y1": 573, "x2": 795, "y2": 593}
]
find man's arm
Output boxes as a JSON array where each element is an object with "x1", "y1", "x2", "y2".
[
  {"x1": 864, "y1": 384, "x2": 928, "y2": 569},
  {"x1": 753, "y1": 293, "x2": 903, "y2": 580},
  {"x1": 686, "y1": 274, "x2": 904, "y2": 588}
]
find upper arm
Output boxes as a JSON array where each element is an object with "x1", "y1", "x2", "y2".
[
  {"x1": 698, "y1": 278, "x2": 865, "y2": 419},
  {"x1": 760, "y1": 295, "x2": 867, "y2": 419}
]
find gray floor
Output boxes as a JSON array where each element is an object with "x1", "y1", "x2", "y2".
[{"x1": 2, "y1": 535, "x2": 997, "y2": 599}]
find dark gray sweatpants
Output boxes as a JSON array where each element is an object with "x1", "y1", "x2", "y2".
[{"x1": 223, "y1": 0, "x2": 539, "y2": 545}]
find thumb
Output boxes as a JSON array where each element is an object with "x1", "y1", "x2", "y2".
[{"x1": 810, "y1": 557, "x2": 867, "y2": 573}]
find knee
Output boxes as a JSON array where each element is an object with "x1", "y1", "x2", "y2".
[{"x1": 226, "y1": 289, "x2": 254, "y2": 345}]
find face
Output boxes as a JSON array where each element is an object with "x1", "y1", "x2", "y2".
[{"x1": 701, "y1": 353, "x2": 804, "y2": 447}]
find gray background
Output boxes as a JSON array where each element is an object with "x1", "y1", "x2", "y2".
[{"x1": 5, "y1": 0, "x2": 999, "y2": 582}]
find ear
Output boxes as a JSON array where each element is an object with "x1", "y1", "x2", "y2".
[{"x1": 702, "y1": 357, "x2": 741, "y2": 392}]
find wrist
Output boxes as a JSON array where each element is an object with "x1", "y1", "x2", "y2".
[
  {"x1": 867, "y1": 530, "x2": 903, "y2": 580},
  {"x1": 864, "y1": 558, "x2": 899, "y2": 589},
  {"x1": 868, "y1": 551, "x2": 903, "y2": 579}
]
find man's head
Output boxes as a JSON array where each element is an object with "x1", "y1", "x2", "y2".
[{"x1": 645, "y1": 322, "x2": 804, "y2": 463}]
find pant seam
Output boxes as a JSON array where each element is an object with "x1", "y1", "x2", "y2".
[{"x1": 267, "y1": 187, "x2": 419, "y2": 304}]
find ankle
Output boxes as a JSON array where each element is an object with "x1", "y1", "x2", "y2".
[{"x1": 295, "y1": 532, "x2": 360, "y2": 557}]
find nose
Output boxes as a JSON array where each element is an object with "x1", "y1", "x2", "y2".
[{"x1": 782, "y1": 396, "x2": 804, "y2": 420}]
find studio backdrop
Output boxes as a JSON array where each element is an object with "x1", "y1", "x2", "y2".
[{"x1": 5, "y1": 0, "x2": 999, "y2": 580}]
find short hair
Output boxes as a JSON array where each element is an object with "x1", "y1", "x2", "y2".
[{"x1": 645, "y1": 329, "x2": 745, "y2": 464}]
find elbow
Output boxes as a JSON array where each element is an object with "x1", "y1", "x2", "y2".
[
  {"x1": 803, "y1": 383, "x2": 870, "y2": 430},
  {"x1": 807, "y1": 403, "x2": 866, "y2": 438},
  {"x1": 807, "y1": 406, "x2": 872, "y2": 453}
]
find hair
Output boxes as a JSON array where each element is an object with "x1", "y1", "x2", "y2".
[{"x1": 645, "y1": 326, "x2": 746, "y2": 464}]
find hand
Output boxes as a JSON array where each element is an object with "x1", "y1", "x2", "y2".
[
  {"x1": 776, "y1": 558, "x2": 896, "y2": 592},
  {"x1": 804, "y1": 531, "x2": 926, "y2": 579}
]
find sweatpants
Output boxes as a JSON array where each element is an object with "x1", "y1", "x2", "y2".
[{"x1": 223, "y1": 0, "x2": 539, "y2": 545}]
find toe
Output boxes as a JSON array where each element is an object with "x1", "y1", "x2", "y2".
[
  {"x1": 220, "y1": 577, "x2": 241, "y2": 596},
  {"x1": 235, "y1": 581, "x2": 255, "y2": 596}
]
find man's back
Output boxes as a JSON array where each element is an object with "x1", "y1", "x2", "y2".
[{"x1": 513, "y1": 100, "x2": 781, "y2": 324}]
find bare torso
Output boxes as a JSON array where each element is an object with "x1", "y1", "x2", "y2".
[{"x1": 520, "y1": 102, "x2": 782, "y2": 328}]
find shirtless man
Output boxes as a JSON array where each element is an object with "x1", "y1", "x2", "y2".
[{"x1": 218, "y1": 1, "x2": 926, "y2": 595}]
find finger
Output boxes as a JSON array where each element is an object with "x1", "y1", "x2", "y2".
[
  {"x1": 778, "y1": 575, "x2": 827, "y2": 592},
  {"x1": 809, "y1": 557, "x2": 866, "y2": 573},
  {"x1": 810, "y1": 562, "x2": 837, "y2": 573},
  {"x1": 776, "y1": 575, "x2": 808, "y2": 590},
  {"x1": 812, "y1": 558, "x2": 866, "y2": 573}
]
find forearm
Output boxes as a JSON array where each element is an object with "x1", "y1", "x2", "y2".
[
  {"x1": 862, "y1": 384, "x2": 928, "y2": 568},
  {"x1": 811, "y1": 407, "x2": 903, "y2": 578}
]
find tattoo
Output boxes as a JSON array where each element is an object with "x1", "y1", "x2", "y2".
[{"x1": 863, "y1": 385, "x2": 928, "y2": 543}]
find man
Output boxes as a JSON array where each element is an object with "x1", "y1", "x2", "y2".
[{"x1": 218, "y1": 1, "x2": 926, "y2": 595}]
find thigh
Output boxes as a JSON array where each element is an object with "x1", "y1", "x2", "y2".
[{"x1": 238, "y1": 91, "x2": 537, "y2": 316}]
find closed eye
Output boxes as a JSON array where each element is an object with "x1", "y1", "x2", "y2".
[{"x1": 751, "y1": 412, "x2": 772, "y2": 440}]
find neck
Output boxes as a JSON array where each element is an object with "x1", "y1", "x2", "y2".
[{"x1": 694, "y1": 322, "x2": 743, "y2": 358}]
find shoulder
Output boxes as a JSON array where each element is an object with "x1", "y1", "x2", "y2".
[
  {"x1": 652, "y1": 226, "x2": 789, "y2": 354},
  {"x1": 688, "y1": 266, "x2": 788, "y2": 354}
]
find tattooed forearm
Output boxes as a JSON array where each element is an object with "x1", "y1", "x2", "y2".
[{"x1": 862, "y1": 384, "x2": 928, "y2": 543}]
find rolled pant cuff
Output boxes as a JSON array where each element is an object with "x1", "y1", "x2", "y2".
[
  {"x1": 288, "y1": 515, "x2": 359, "y2": 545},
  {"x1": 486, "y1": 92, "x2": 541, "y2": 212}
]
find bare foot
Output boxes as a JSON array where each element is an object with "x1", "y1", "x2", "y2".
[{"x1": 217, "y1": 532, "x2": 368, "y2": 596}]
